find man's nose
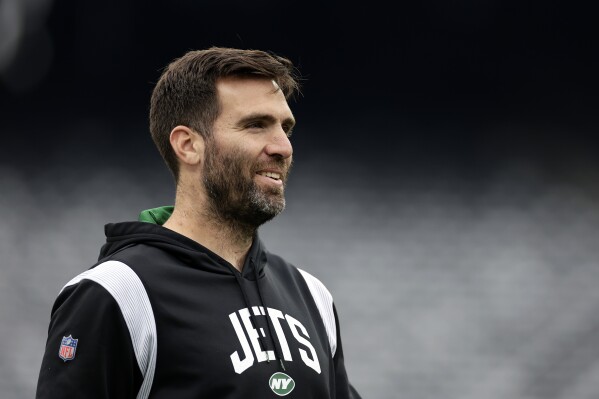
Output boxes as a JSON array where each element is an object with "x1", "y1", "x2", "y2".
[{"x1": 264, "y1": 127, "x2": 293, "y2": 159}]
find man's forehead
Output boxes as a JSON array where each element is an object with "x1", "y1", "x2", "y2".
[
  {"x1": 215, "y1": 77, "x2": 292, "y2": 121},
  {"x1": 217, "y1": 77, "x2": 286, "y2": 106}
]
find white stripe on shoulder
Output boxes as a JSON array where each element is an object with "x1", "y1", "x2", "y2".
[
  {"x1": 297, "y1": 268, "x2": 337, "y2": 357},
  {"x1": 62, "y1": 260, "x2": 157, "y2": 399}
]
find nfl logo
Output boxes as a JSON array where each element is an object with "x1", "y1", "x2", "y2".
[{"x1": 59, "y1": 335, "x2": 78, "y2": 362}]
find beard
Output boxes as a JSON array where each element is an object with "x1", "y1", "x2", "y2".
[{"x1": 202, "y1": 140, "x2": 291, "y2": 230}]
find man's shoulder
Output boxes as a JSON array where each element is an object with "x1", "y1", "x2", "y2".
[
  {"x1": 60, "y1": 260, "x2": 150, "y2": 300},
  {"x1": 100, "y1": 241, "x2": 163, "y2": 263},
  {"x1": 54, "y1": 243, "x2": 163, "y2": 306},
  {"x1": 98, "y1": 242, "x2": 172, "y2": 278},
  {"x1": 265, "y1": 252, "x2": 333, "y2": 298}
]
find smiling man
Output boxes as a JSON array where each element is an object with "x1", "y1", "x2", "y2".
[
  {"x1": 36, "y1": 47, "x2": 362, "y2": 399},
  {"x1": 165, "y1": 76, "x2": 296, "y2": 258}
]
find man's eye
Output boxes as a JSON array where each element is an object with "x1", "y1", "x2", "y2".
[
  {"x1": 284, "y1": 126, "x2": 294, "y2": 138},
  {"x1": 246, "y1": 122, "x2": 264, "y2": 129}
]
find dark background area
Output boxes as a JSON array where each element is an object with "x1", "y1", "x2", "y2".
[
  {"x1": 2, "y1": 1, "x2": 599, "y2": 398},
  {"x1": 2, "y1": 0, "x2": 598, "y2": 173}
]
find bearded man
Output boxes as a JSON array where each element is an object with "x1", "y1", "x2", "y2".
[{"x1": 35, "y1": 47, "x2": 362, "y2": 399}]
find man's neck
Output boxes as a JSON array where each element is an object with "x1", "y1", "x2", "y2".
[{"x1": 163, "y1": 201, "x2": 255, "y2": 272}]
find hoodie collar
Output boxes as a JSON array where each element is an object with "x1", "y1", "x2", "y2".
[{"x1": 129, "y1": 205, "x2": 267, "y2": 279}]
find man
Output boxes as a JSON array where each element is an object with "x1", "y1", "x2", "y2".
[{"x1": 36, "y1": 47, "x2": 361, "y2": 398}]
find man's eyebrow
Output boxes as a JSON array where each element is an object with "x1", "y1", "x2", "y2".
[{"x1": 237, "y1": 113, "x2": 296, "y2": 129}]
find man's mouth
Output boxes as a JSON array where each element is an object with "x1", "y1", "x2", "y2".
[{"x1": 257, "y1": 171, "x2": 282, "y2": 181}]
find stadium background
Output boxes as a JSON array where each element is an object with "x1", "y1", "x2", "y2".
[{"x1": 1, "y1": 1, "x2": 598, "y2": 398}]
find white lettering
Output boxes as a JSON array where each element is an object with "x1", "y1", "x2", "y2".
[
  {"x1": 240, "y1": 308, "x2": 275, "y2": 362},
  {"x1": 270, "y1": 377, "x2": 292, "y2": 390},
  {"x1": 266, "y1": 307, "x2": 293, "y2": 361},
  {"x1": 286, "y1": 314, "x2": 321, "y2": 374},
  {"x1": 281, "y1": 378, "x2": 292, "y2": 389},
  {"x1": 230, "y1": 307, "x2": 321, "y2": 374},
  {"x1": 271, "y1": 378, "x2": 282, "y2": 390},
  {"x1": 229, "y1": 312, "x2": 254, "y2": 374}
]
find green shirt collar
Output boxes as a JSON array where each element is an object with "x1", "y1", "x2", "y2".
[{"x1": 138, "y1": 205, "x2": 174, "y2": 225}]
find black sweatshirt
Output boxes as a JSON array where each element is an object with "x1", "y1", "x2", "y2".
[{"x1": 36, "y1": 207, "x2": 361, "y2": 398}]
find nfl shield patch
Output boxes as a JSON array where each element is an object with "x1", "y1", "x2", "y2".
[{"x1": 59, "y1": 335, "x2": 78, "y2": 362}]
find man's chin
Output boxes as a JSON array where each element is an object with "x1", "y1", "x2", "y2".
[
  {"x1": 257, "y1": 198, "x2": 286, "y2": 217},
  {"x1": 250, "y1": 195, "x2": 286, "y2": 222}
]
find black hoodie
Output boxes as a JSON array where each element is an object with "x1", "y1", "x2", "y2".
[{"x1": 36, "y1": 207, "x2": 361, "y2": 399}]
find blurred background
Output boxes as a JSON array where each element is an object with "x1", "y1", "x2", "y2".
[{"x1": 1, "y1": 0, "x2": 599, "y2": 398}]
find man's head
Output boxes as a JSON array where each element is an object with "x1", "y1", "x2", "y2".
[
  {"x1": 149, "y1": 47, "x2": 300, "y2": 229},
  {"x1": 149, "y1": 47, "x2": 300, "y2": 180}
]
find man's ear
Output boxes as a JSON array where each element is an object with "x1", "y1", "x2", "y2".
[{"x1": 169, "y1": 125, "x2": 205, "y2": 166}]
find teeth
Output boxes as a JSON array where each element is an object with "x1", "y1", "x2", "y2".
[{"x1": 258, "y1": 171, "x2": 281, "y2": 180}]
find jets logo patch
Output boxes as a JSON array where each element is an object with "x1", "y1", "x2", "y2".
[
  {"x1": 58, "y1": 335, "x2": 78, "y2": 362},
  {"x1": 269, "y1": 372, "x2": 295, "y2": 396}
]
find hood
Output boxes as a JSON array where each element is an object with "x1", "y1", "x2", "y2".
[{"x1": 98, "y1": 205, "x2": 268, "y2": 279}]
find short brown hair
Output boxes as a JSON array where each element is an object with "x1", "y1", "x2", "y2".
[{"x1": 149, "y1": 47, "x2": 301, "y2": 180}]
